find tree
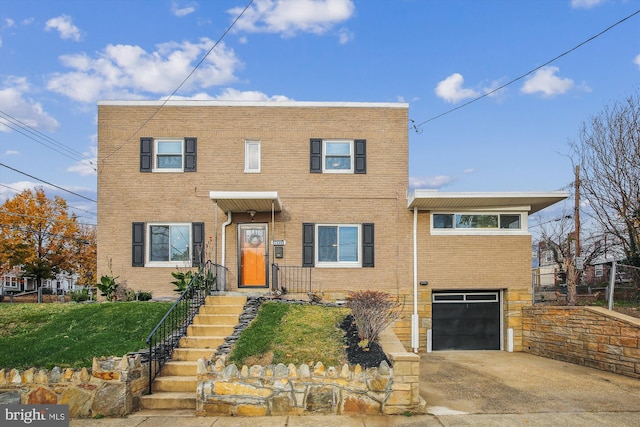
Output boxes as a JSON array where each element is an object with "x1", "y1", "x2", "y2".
[
  {"x1": 0, "y1": 187, "x2": 96, "y2": 289},
  {"x1": 569, "y1": 92, "x2": 640, "y2": 268},
  {"x1": 537, "y1": 211, "x2": 607, "y2": 305}
]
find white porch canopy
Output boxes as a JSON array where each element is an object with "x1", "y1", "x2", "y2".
[{"x1": 209, "y1": 191, "x2": 282, "y2": 273}]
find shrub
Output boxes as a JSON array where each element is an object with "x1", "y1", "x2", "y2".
[
  {"x1": 70, "y1": 288, "x2": 91, "y2": 302},
  {"x1": 346, "y1": 290, "x2": 402, "y2": 347},
  {"x1": 136, "y1": 291, "x2": 153, "y2": 301},
  {"x1": 97, "y1": 275, "x2": 119, "y2": 301}
]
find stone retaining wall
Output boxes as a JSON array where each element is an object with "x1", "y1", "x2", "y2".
[
  {"x1": 196, "y1": 325, "x2": 426, "y2": 416},
  {"x1": 522, "y1": 306, "x2": 640, "y2": 379},
  {"x1": 0, "y1": 355, "x2": 149, "y2": 418}
]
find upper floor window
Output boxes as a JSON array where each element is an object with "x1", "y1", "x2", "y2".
[
  {"x1": 432, "y1": 213, "x2": 525, "y2": 234},
  {"x1": 310, "y1": 138, "x2": 366, "y2": 174},
  {"x1": 244, "y1": 140, "x2": 261, "y2": 173},
  {"x1": 140, "y1": 137, "x2": 197, "y2": 173}
]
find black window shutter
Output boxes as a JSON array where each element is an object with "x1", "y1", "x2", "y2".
[
  {"x1": 302, "y1": 223, "x2": 315, "y2": 267},
  {"x1": 192, "y1": 222, "x2": 204, "y2": 266},
  {"x1": 354, "y1": 139, "x2": 366, "y2": 174},
  {"x1": 362, "y1": 223, "x2": 374, "y2": 267},
  {"x1": 140, "y1": 138, "x2": 153, "y2": 172},
  {"x1": 310, "y1": 139, "x2": 322, "y2": 173},
  {"x1": 132, "y1": 222, "x2": 145, "y2": 266},
  {"x1": 184, "y1": 137, "x2": 197, "y2": 172}
]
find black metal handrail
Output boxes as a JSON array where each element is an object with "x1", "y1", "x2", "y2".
[
  {"x1": 271, "y1": 263, "x2": 313, "y2": 294},
  {"x1": 145, "y1": 261, "x2": 228, "y2": 394}
]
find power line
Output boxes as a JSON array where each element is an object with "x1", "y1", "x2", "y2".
[
  {"x1": 103, "y1": 0, "x2": 255, "y2": 161},
  {"x1": 0, "y1": 110, "x2": 96, "y2": 170},
  {"x1": 412, "y1": 9, "x2": 640, "y2": 132},
  {"x1": 0, "y1": 210, "x2": 97, "y2": 228},
  {"x1": 0, "y1": 183, "x2": 96, "y2": 216},
  {"x1": 0, "y1": 162, "x2": 96, "y2": 203}
]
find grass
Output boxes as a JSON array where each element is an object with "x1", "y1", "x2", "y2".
[
  {"x1": 0, "y1": 302, "x2": 173, "y2": 370},
  {"x1": 229, "y1": 301, "x2": 349, "y2": 367}
]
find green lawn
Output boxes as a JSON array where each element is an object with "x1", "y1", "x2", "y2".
[{"x1": 0, "y1": 302, "x2": 173, "y2": 369}]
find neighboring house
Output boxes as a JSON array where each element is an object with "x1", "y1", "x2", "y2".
[
  {"x1": 97, "y1": 100, "x2": 567, "y2": 352},
  {"x1": 1, "y1": 267, "x2": 80, "y2": 295}
]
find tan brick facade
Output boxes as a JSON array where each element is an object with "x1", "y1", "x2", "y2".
[{"x1": 97, "y1": 100, "x2": 549, "y2": 352}]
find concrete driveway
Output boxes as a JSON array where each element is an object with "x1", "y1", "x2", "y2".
[{"x1": 420, "y1": 351, "x2": 640, "y2": 425}]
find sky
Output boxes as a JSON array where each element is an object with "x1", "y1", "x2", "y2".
[{"x1": 1, "y1": 0, "x2": 639, "y2": 229}]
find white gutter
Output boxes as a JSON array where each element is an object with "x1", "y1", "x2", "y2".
[
  {"x1": 221, "y1": 211, "x2": 232, "y2": 267},
  {"x1": 412, "y1": 207, "x2": 419, "y2": 353}
]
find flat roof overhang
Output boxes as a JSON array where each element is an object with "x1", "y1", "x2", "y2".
[
  {"x1": 209, "y1": 191, "x2": 282, "y2": 213},
  {"x1": 407, "y1": 190, "x2": 569, "y2": 214}
]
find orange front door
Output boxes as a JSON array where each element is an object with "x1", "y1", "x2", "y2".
[{"x1": 239, "y1": 224, "x2": 267, "y2": 287}]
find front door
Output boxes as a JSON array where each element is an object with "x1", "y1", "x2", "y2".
[{"x1": 238, "y1": 223, "x2": 268, "y2": 288}]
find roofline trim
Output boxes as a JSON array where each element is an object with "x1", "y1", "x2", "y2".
[{"x1": 97, "y1": 100, "x2": 409, "y2": 108}]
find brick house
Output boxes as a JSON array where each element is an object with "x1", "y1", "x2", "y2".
[{"x1": 97, "y1": 100, "x2": 566, "y2": 352}]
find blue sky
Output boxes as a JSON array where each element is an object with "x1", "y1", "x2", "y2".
[{"x1": 1, "y1": 0, "x2": 639, "y2": 227}]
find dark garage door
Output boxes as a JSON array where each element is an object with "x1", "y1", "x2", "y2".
[{"x1": 432, "y1": 291, "x2": 501, "y2": 350}]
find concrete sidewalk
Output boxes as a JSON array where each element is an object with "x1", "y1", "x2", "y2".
[{"x1": 70, "y1": 352, "x2": 640, "y2": 427}]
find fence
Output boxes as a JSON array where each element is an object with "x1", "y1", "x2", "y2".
[
  {"x1": 532, "y1": 262, "x2": 639, "y2": 307},
  {"x1": 271, "y1": 264, "x2": 313, "y2": 294}
]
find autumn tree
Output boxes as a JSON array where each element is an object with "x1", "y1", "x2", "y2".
[
  {"x1": 569, "y1": 92, "x2": 640, "y2": 268},
  {"x1": 0, "y1": 187, "x2": 96, "y2": 289}
]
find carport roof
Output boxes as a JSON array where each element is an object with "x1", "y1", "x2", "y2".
[
  {"x1": 209, "y1": 191, "x2": 282, "y2": 213},
  {"x1": 407, "y1": 190, "x2": 568, "y2": 214}
]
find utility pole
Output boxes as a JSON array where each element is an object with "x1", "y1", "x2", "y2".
[{"x1": 574, "y1": 165, "x2": 581, "y2": 259}]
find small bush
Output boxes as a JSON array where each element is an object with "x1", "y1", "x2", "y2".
[
  {"x1": 346, "y1": 290, "x2": 402, "y2": 346},
  {"x1": 97, "y1": 275, "x2": 119, "y2": 301},
  {"x1": 136, "y1": 291, "x2": 153, "y2": 301},
  {"x1": 69, "y1": 288, "x2": 91, "y2": 302}
]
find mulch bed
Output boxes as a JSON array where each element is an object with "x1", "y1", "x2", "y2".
[{"x1": 340, "y1": 314, "x2": 391, "y2": 368}]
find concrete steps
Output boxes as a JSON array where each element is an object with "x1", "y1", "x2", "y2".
[{"x1": 139, "y1": 294, "x2": 247, "y2": 411}]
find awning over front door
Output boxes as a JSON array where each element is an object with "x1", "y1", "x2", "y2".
[{"x1": 209, "y1": 191, "x2": 282, "y2": 213}]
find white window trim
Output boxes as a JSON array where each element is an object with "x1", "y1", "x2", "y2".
[
  {"x1": 322, "y1": 140, "x2": 354, "y2": 174},
  {"x1": 244, "y1": 140, "x2": 261, "y2": 173},
  {"x1": 146, "y1": 222, "x2": 192, "y2": 268},
  {"x1": 594, "y1": 264, "x2": 604, "y2": 277},
  {"x1": 315, "y1": 223, "x2": 362, "y2": 268},
  {"x1": 430, "y1": 211, "x2": 528, "y2": 235},
  {"x1": 153, "y1": 138, "x2": 185, "y2": 173}
]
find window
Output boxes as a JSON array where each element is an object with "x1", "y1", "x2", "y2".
[
  {"x1": 140, "y1": 137, "x2": 197, "y2": 173},
  {"x1": 302, "y1": 223, "x2": 374, "y2": 268},
  {"x1": 595, "y1": 264, "x2": 604, "y2": 278},
  {"x1": 132, "y1": 222, "x2": 204, "y2": 267},
  {"x1": 432, "y1": 213, "x2": 524, "y2": 233},
  {"x1": 245, "y1": 140, "x2": 261, "y2": 173},
  {"x1": 310, "y1": 139, "x2": 366, "y2": 174}
]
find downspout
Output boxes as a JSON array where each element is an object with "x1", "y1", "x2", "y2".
[
  {"x1": 412, "y1": 206, "x2": 419, "y2": 353},
  {"x1": 221, "y1": 211, "x2": 232, "y2": 267}
]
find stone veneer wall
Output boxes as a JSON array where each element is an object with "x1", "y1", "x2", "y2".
[
  {"x1": 0, "y1": 355, "x2": 148, "y2": 418},
  {"x1": 196, "y1": 326, "x2": 425, "y2": 416},
  {"x1": 522, "y1": 306, "x2": 640, "y2": 379}
]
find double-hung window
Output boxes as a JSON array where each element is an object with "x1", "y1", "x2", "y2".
[
  {"x1": 310, "y1": 138, "x2": 366, "y2": 174},
  {"x1": 155, "y1": 140, "x2": 184, "y2": 171},
  {"x1": 140, "y1": 137, "x2": 197, "y2": 172}
]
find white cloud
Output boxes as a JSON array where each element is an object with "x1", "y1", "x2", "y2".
[
  {"x1": 46, "y1": 39, "x2": 241, "y2": 103},
  {"x1": 435, "y1": 73, "x2": 480, "y2": 103},
  {"x1": 171, "y1": 1, "x2": 197, "y2": 17},
  {"x1": 409, "y1": 175, "x2": 455, "y2": 190},
  {"x1": 168, "y1": 88, "x2": 292, "y2": 102},
  {"x1": 3, "y1": 150, "x2": 19, "y2": 156},
  {"x1": 45, "y1": 15, "x2": 81, "y2": 41},
  {"x1": 571, "y1": 0, "x2": 607, "y2": 9},
  {"x1": 229, "y1": 0, "x2": 355, "y2": 38},
  {"x1": 463, "y1": 168, "x2": 475, "y2": 174},
  {"x1": 634, "y1": 54, "x2": 640, "y2": 69},
  {"x1": 66, "y1": 146, "x2": 97, "y2": 177},
  {"x1": 0, "y1": 76, "x2": 59, "y2": 132},
  {"x1": 520, "y1": 66, "x2": 574, "y2": 97}
]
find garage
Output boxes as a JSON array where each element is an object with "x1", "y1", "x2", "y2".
[{"x1": 431, "y1": 291, "x2": 501, "y2": 350}]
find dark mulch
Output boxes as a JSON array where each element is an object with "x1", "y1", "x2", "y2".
[{"x1": 340, "y1": 315, "x2": 391, "y2": 369}]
